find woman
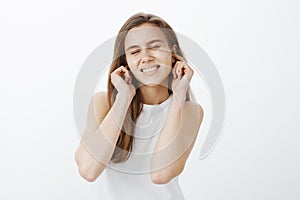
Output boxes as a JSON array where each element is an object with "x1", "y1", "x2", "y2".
[{"x1": 75, "y1": 12, "x2": 204, "y2": 200}]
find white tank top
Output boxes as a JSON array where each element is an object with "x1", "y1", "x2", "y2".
[{"x1": 99, "y1": 94, "x2": 186, "y2": 200}]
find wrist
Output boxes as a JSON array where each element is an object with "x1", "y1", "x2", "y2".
[
  {"x1": 171, "y1": 93, "x2": 186, "y2": 108},
  {"x1": 116, "y1": 92, "x2": 134, "y2": 105}
]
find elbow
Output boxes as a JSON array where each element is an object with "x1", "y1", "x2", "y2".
[
  {"x1": 151, "y1": 166, "x2": 184, "y2": 184},
  {"x1": 151, "y1": 172, "x2": 171, "y2": 185},
  {"x1": 74, "y1": 151, "x2": 99, "y2": 182},
  {"x1": 78, "y1": 167, "x2": 98, "y2": 182}
]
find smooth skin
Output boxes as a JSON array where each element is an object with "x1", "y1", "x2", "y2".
[{"x1": 75, "y1": 23, "x2": 204, "y2": 184}]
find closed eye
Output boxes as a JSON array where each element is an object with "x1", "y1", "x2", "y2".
[
  {"x1": 130, "y1": 49, "x2": 140, "y2": 55},
  {"x1": 152, "y1": 45, "x2": 161, "y2": 48},
  {"x1": 150, "y1": 45, "x2": 161, "y2": 49}
]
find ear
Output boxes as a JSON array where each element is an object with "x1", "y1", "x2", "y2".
[
  {"x1": 172, "y1": 44, "x2": 177, "y2": 54},
  {"x1": 171, "y1": 44, "x2": 177, "y2": 64}
]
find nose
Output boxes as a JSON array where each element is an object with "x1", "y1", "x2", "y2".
[{"x1": 139, "y1": 48, "x2": 154, "y2": 64}]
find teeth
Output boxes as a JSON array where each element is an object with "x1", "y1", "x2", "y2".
[{"x1": 142, "y1": 65, "x2": 159, "y2": 73}]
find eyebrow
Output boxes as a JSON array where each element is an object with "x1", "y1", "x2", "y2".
[{"x1": 125, "y1": 39, "x2": 164, "y2": 52}]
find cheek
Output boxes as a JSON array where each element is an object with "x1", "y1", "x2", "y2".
[
  {"x1": 161, "y1": 54, "x2": 173, "y2": 67},
  {"x1": 156, "y1": 50, "x2": 172, "y2": 62},
  {"x1": 126, "y1": 56, "x2": 137, "y2": 68},
  {"x1": 126, "y1": 57, "x2": 139, "y2": 76}
]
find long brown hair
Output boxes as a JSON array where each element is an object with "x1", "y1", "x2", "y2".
[{"x1": 107, "y1": 13, "x2": 193, "y2": 163}]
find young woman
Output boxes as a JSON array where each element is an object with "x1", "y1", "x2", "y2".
[{"x1": 75, "y1": 13, "x2": 204, "y2": 200}]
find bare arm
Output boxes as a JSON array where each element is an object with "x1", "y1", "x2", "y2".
[
  {"x1": 74, "y1": 91, "x2": 132, "y2": 182},
  {"x1": 151, "y1": 97, "x2": 204, "y2": 184}
]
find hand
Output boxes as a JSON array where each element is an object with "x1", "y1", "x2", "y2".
[
  {"x1": 171, "y1": 54, "x2": 194, "y2": 106},
  {"x1": 110, "y1": 66, "x2": 136, "y2": 99}
]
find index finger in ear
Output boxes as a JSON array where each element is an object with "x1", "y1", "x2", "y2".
[
  {"x1": 125, "y1": 65, "x2": 130, "y2": 70},
  {"x1": 172, "y1": 53, "x2": 186, "y2": 62}
]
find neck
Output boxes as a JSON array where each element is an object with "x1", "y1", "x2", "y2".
[{"x1": 138, "y1": 83, "x2": 170, "y2": 105}]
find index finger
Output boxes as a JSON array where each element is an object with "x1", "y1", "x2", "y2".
[{"x1": 172, "y1": 53, "x2": 186, "y2": 62}]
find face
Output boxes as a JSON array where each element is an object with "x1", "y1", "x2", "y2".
[{"x1": 124, "y1": 23, "x2": 173, "y2": 87}]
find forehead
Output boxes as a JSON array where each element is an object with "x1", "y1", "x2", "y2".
[{"x1": 124, "y1": 23, "x2": 168, "y2": 47}]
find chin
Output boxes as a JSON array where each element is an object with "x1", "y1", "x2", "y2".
[
  {"x1": 135, "y1": 74, "x2": 170, "y2": 88},
  {"x1": 139, "y1": 81, "x2": 159, "y2": 87},
  {"x1": 144, "y1": 82, "x2": 160, "y2": 87},
  {"x1": 138, "y1": 80, "x2": 169, "y2": 88}
]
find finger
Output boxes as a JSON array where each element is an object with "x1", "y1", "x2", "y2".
[
  {"x1": 182, "y1": 63, "x2": 194, "y2": 80},
  {"x1": 124, "y1": 71, "x2": 131, "y2": 84},
  {"x1": 114, "y1": 75, "x2": 124, "y2": 88},
  {"x1": 120, "y1": 66, "x2": 128, "y2": 73},
  {"x1": 172, "y1": 61, "x2": 181, "y2": 79},
  {"x1": 111, "y1": 67, "x2": 127, "y2": 87},
  {"x1": 118, "y1": 66, "x2": 130, "y2": 78},
  {"x1": 182, "y1": 62, "x2": 189, "y2": 77},
  {"x1": 181, "y1": 75, "x2": 190, "y2": 84},
  {"x1": 172, "y1": 53, "x2": 186, "y2": 62},
  {"x1": 182, "y1": 67, "x2": 194, "y2": 83},
  {"x1": 124, "y1": 68, "x2": 132, "y2": 84},
  {"x1": 172, "y1": 63, "x2": 176, "y2": 79},
  {"x1": 114, "y1": 66, "x2": 125, "y2": 77},
  {"x1": 176, "y1": 62, "x2": 185, "y2": 80},
  {"x1": 124, "y1": 75, "x2": 129, "y2": 84}
]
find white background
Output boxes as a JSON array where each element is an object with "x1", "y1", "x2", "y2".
[{"x1": 0, "y1": 0, "x2": 299, "y2": 199}]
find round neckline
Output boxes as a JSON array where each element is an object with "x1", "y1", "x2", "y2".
[{"x1": 142, "y1": 94, "x2": 172, "y2": 110}]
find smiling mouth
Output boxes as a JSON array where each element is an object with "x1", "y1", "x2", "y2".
[{"x1": 140, "y1": 65, "x2": 160, "y2": 73}]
